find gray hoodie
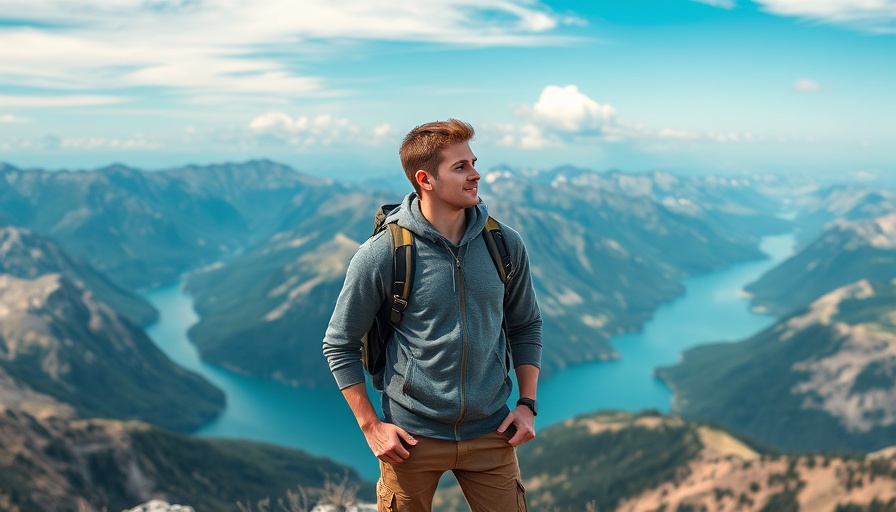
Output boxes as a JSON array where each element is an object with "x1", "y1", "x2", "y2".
[{"x1": 322, "y1": 193, "x2": 542, "y2": 441}]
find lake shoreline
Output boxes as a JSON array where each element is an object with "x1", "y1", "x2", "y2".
[{"x1": 144, "y1": 233, "x2": 794, "y2": 480}]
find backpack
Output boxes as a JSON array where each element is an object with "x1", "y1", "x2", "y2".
[{"x1": 361, "y1": 203, "x2": 515, "y2": 390}]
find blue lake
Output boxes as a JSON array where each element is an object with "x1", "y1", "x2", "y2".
[{"x1": 144, "y1": 234, "x2": 794, "y2": 481}]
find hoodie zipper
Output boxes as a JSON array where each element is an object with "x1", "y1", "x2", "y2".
[{"x1": 442, "y1": 241, "x2": 469, "y2": 440}]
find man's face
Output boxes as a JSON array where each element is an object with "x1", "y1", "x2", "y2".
[{"x1": 429, "y1": 141, "x2": 480, "y2": 211}]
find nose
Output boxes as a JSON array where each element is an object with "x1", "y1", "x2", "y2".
[{"x1": 469, "y1": 166, "x2": 480, "y2": 181}]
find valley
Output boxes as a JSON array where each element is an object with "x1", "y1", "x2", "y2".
[{"x1": 1, "y1": 159, "x2": 894, "y2": 510}]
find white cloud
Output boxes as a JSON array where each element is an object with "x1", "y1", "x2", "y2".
[
  {"x1": 247, "y1": 112, "x2": 397, "y2": 147},
  {"x1": 527, "y1": 85, "x2": 617, "y2": 134},
  {"x1": 755, "y1": 0, "x2": 896, "y2": 33},
  {"x1": 691, "y1": 0, "x2": 896, "y2": 32},
  {"x1": 793, "y1": 78, "x2": 823, "y2": 92},
  {"x1": 0, "y1": 1, "x2": 574, "y2": 104},
  {"x1": 492, "y1": 123, "x2": 559, "y2": 150},
  {"x1": 0, "y1": 95, "x2": 130, "y2": 107},
  {"x1": 495, "y1": 84, "x2": 763, "y2": 151}
]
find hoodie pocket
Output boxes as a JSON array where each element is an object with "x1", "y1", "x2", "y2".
[{"x1": 401, "y1": 358, "x2": 416, "y2": 396}]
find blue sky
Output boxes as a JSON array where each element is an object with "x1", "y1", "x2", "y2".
[{"x1": 1, "y1": 0, "x2": 894, "y2": 180}]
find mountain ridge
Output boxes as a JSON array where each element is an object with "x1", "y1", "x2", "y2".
[
  {"x1": 0, "y1": 273, "x2": 224, "y2": 431},
  {"x1": 658, "y1": 278, "x2": 896, "y2": 454}
]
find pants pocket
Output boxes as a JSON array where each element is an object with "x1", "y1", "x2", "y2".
[
  {"x1": 377, "y1": 478, "x2": 397, "y2": 512},
  {"x1": 516, "y1": 479, "x2": 528, "y2": 512}
]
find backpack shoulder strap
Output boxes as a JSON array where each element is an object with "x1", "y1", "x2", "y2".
[
  {"x1": 386, "y1": 223, "x2": 414, "y2": 325},
  {"x1": 482, "y1": 216, "x2": 515, "y2": 286}
]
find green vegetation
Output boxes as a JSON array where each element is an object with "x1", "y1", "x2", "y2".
[
  {"x1": 851, "y1": 358, "x2": 896, "y2": 395},
  {"x1": 836, "y1": 499, "x2": 896, "y2": 512},
  {"x1": 515, "y1": 411, "x2": 703, "y2": 512}
]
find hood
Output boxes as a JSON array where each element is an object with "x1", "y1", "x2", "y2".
[{"x1": 389, "y1": 192, "x2": 490, "y2": 247}]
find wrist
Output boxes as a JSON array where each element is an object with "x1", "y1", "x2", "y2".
[
  {"x1": 358, "y1": 415, "x2": 382, "y2": 431},
  {"x1": 516, "y1": 397, "x2": 538, "y2": 416}
]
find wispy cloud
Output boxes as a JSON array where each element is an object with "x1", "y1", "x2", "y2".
[
  {"x1": 0, "y1": 1, "x2": 576, "y2": 105},
  {"x1": 245, "y1": 112, "x2": 395, "y2": 148},
  {"x1": 691, "y1": 0, "x2": 737, "y2": 9},
  {"x1": 7, "y1": 134, "x2": 163, "y2": 151},
  {"x1": 0, "y1": 95, "x2": 131, "y2": 107},
  {"x1": 1, "y1": 114, "x2": 31, "y2": 124},
  {"x1": 760, "y1": 0, "x2": 896, "y2": 33},
  {"x1": 793, "y1": 78, "x2": 823, "y2": 92},
  {"x1": 697, "y1": 0, "x2": 896, "y2": 33}
]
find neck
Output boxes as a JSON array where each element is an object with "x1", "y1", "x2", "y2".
[{"x1": 418, "y1": 196, "x2": 466, "y2": 245}]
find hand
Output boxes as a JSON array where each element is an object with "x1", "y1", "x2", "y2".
[
  {"x1": 361, "y1": 420, "x2": 418, "y2": 463},
  {"x1": 497, "y1": 406, "x2": 536, "y2": 447}
]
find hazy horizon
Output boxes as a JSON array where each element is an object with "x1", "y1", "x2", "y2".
[{"x1": 1, "y1": 0, "x2": 894, "y2": 181}]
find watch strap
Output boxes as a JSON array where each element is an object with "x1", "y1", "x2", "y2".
[{"x1": 516, "y1": 397, "x2": 538, "y2": 416}]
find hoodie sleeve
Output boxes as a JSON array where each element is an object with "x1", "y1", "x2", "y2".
[
  {"x1": 501, "y1": 225, "x2": 543, "y2": 369},
  {"x1": 322, "y1": 232, "x2": 390, "y2": 389}
]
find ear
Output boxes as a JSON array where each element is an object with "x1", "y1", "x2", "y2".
[{"x1": 415, "y1": 170, "x2": 434, "y2": 191}]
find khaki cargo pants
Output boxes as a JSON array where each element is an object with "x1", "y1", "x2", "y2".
[{"x1": 377, "y1": 431, "x2": 527, "y2": 512}]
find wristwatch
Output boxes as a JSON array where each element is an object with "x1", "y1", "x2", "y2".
[{"x1": 516, "y1": 397, "x2": 538, "y2": 416}]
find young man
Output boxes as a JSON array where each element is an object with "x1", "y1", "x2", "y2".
[{"x1": 323, "y1": 119, "x2": 543, "y2": 511}]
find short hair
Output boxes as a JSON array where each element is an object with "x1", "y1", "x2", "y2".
[{"x1": 399, "y1": 119, "x2": 475, "y2": 194}]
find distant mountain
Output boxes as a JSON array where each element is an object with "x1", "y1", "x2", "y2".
[
  {"x1": 657, "y1": 279, "x2": 896, "y2": 454},
  {"x1": 791, "y1": 185, "x2": 896, "y2": 248},
  {"x1": 0, "y1": 408, "x2": 372, "y2": 512},
  {"x1": 0, "y1": 160, "x2": 333, "y2": 289},
  {"x1": 746, "y1": 213, "x2": 896, "y2": 316},
  {"x1": 489, "y1": 167, "x2": 794, "y2": 239},
  {"x1": 0, "y1": 273, "x2": 223, "y2": 431},
  {"x1": 432, "y1": 411, "x2": 896, "y2": 512},
  {"x1": 185, "y1": 190, "x2": 393, "y2": 386},
  {"x1": 0, "y1": 225, "x2": 157, "y2": 325},
  {"x1": 0, "y1": 160, "x2": 793, "y2": 387},
  {"x1": 184, "y1": 168, "x2": 788, "y2": 386}
]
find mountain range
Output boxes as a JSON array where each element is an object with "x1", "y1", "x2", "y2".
[
  {"x1": 790, "y1": 185, "x2": 896, "y2": 248},
  {"x1": 3, "y1": 159, "x2": 895, "y2": 510},
  {"x1": 746, "y1": 213, "x2": 896, "y2": 316},
  {"x1": 0, "y1": 160, "x2": 330, "y2": 291},
  {"x1": 658, "y1": 278, "x2": 896, "y2": 454},
  {"x1": 182, "y1": 164, "x2": 792, "y2": 386}
]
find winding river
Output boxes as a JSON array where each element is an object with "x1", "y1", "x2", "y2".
[{"x1": 145, "y1": 234, "x2": 794, "y2": 480}]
